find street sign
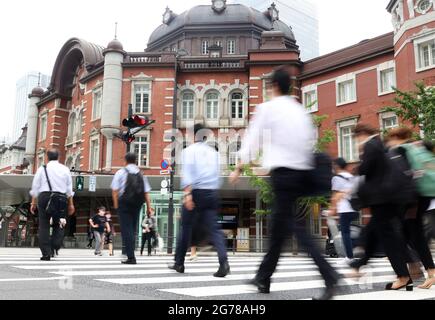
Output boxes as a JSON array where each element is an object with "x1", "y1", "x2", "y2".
[
  {"x1": 161, "y1": 179, "x2": 169, "y2": 189},
  {"x1": 76, "y1": 176, "x2": 84, "y2": 191},
  {"x1": 161, "y1": 159, "x2": 170, "y2": 170},
  {"x1": 160, "y1": 188, "x2": 168, "y2": 195},
  {"x1": 89, "y1": 176, "x2": 97, "y2": 192},
  {"x1": 160, "y1": 170, "x2": 170, "y2": 175}
]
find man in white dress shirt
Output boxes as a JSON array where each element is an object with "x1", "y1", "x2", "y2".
[
  {"x1": 230, "y1": 67, "x2": 340, "y2": 300},
  {"x1": 168, "y1": 124, "x2": 230, "y2": 277},
  {"x1": 30, "y1": 149, "x2": 75, "y2": 261}
]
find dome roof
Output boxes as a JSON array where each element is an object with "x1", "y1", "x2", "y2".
[
  {"x1": 107, "y1": 39, "x2": 124, "y2": 51},
  {"x1": 30, "y1": 86, "x2": 44, "y2": 97},
  {"x1": 148, "y1": 4, "x2": 295, "y2": 46}
]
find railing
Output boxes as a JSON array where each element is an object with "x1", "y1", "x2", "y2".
[
  {"x1": 128, "y1": 53, "x2": 164, "y2": 64},
  {"x1": 182, "y1": 60, "x2": 243, "y2": 70}
]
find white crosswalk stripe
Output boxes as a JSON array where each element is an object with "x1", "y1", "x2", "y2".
[{"x1": 2, "y1": 252, "x2": 435, "y2": 300}]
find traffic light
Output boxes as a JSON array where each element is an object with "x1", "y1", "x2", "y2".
[
  {"x1": 122, "y1": 115, "x2": 149, "y2": 129},
  {"x1": 76, "y1": 176, "x2": 84, "y2": 191},
  {"x1": 121, "y1": 131, "x2": 136, "y2": 144}
]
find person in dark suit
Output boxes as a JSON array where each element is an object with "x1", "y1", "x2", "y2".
[{"x1": 350, "y1": 124, "x2": 412, "y2": 291}]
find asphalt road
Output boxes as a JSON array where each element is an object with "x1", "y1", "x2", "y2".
[{"x1": 0, "y1": 248, "x2": 435, "y2": 301}]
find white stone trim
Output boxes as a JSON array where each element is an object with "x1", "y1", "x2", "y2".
[
  {"x1": 413, "y1": 29, "x2": 435, "y2": 72},
  {"x1": 377, "y1": 60, "x2": 397, "y2": 96},
  {"x1": 394, "y1": 9, "x2": 435, "y2": 43},
  {"x1": 131, "y1": 80, "x2": 153, "y2": 114},
  {"x1": 336, "y1": 73, "x2": 357, "y2": 106},
  {"x1": 155, "y1": 78, "x2": 175, "y2": 82},
  {"x1": 301, "y1": 84, "x2": 318, "y2": 113}
]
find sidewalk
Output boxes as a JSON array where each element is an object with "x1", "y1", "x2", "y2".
[{"x1": 0, "y1": 247, "x2": 311, "y2": 257}]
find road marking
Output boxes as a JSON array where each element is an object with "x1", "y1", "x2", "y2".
[
  {"x1": 96, "y1": 267, "x2": 394, "y2": 285},
  {"x1": 0, "y1": 276, "x2": 68, "y2": 282},
  {"x1": 50, "y1": 262, "x2": 392, "y2": 277},
  {"x1": 159, "y1": 275, "x2": 396, "y2": 297},
  {"x1": 330, "y1": 288, "x2": 435, "y2": 300}
]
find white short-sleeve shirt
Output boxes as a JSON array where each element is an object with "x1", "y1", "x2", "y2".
[{"x1": 331, "y1": 172, "x2": 356, "y2": 213}]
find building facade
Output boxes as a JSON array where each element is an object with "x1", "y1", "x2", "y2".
[
  {"x1": 12, "y1": 0, "x2": 435, "y2": 249},
  {"x1": 12, "y1": 72, "x2": 50, "y2": 142},
  {"x1": 230, "y1": 0, "x2": 320, "y2": 60},
  {"x1": 0, "y1": 126, "x2": 28, "y2": 175}
]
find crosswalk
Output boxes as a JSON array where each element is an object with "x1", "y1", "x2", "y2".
[{"x1": 1, "y1": 252, "x2": 435, "y2": 300}]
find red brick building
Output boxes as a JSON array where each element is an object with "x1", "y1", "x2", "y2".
[{"x1": 21, "y1": 0, "x2": 435, "y2": 248}]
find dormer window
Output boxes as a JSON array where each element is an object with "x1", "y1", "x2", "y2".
[
  {"x1": 416, "y1": 0, "x2": 433, "y2": 14},
  {"x1": 208, "y1": 44, "x2": 222, "y2": 58}
]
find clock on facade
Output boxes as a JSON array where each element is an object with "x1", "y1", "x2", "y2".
[
  {"x1": 212, "y1": 0, "x2": 227, "y2": 13},
  {"x1": 163, "y1": 7, "x2": 173, "y2": 25}
]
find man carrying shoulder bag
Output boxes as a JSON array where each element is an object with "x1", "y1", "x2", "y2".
[{"x1": 30, "y1": 149, "x2": 75, "y2": 261}]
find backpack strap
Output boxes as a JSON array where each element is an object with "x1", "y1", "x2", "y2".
[
  {"x1": 334, "y1": 174, "x2": 349, "y2": 181},
  {"x1": 43, "y1": 165, "x2": 53, "y2": 192}
]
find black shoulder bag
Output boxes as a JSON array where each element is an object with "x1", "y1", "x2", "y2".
[{"x1": 43, "y1": 165, "x2": 68, "y2": 219}]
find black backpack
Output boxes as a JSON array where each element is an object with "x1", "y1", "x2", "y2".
[
  {"x1": 384, "y1": 147, "x2": 418, "y2": 206},
  {"x1": 120, "y1": 169, "x2": 145, "y2": 207}
]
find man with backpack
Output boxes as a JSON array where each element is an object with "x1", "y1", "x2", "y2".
[{"x1": 111, "y1": 153, "x2": 153, "y2": 264}]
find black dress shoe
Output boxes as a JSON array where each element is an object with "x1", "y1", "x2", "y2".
[
  {"x1": 312, "y1": 285, "x2": 337, "y2": 300},
  {"x1": 168, "y1": 264, "x2": 185, "y2": 273},
  {"x1": 40, "y1": 256, "x2": 51, "y2": 261},
  {"x1": 214, "y1": 262, "x2": 230, "y2": 278},
  {"x1": 121, "y1": 258, "x2": 137, "y2": 265},
  {"x1": 248, "y1": 277, "x2": 270, "y2": 293}
]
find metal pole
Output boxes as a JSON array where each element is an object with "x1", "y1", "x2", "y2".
[{"x1": 167, "y1": 55, "x2": 178, "y2": 254}]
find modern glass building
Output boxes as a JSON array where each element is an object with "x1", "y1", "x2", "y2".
[
  {"x1": 12, "y1": 72, "x2": 50, "y2": 142},
  {"x1": 230, "y1": 0, "x2": 320, "y2": 61}
]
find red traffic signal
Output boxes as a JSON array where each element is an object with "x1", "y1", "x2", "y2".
[{"x1": 122, "y1": 115, "x2": 149, "y2": 128}]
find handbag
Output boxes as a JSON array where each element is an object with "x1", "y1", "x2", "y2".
[
  {"x1": 304, "y1": 152, "x2": 333, "y2": 197},
  {"x1": 43, "y1": 165, "x2": 68, "y2": 219}
]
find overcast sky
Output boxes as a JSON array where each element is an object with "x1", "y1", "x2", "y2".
[{"x1": 0, "y1": 0, "x2": 392, "y2": 140}]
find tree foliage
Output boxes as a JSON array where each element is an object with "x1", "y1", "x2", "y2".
[{"x1": 383, "y1": 82, "x2": 435, "y2": 141}]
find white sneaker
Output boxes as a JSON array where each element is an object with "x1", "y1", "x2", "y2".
[
  {"x1": 336, "y1": 258, "x2": 352, "y2": 266},
  {"x1": 190, "y1": 254, "x2": 198, "y2": 261}
]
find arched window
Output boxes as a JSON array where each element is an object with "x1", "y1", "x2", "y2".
[
  {"x1": 205, "y1": 92, "x2": 219, "y2": 120},
  {"x1": 65, "y1": 157, "x2": 74, "y2": 169},
  {"x1": 74, "y1": 156, "x2": 81, "y2": 171},
  {"x1": 77, "y1": 110, "x2": 84, "y2": 140},
  {"x1": 228, "y1": 138, "x2": 241, "y2": 166},
  {"x1": 68, "y1": 113, "x2": 76, "y2": 143},
  {"x1": 231, "y1": 92, "x2": 244, "y2": 119},
  {"x1": 181, "y1": 92, "x2": 195, "y2": 120}
]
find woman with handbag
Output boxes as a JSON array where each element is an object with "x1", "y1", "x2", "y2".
[{"x1": 141, "y1": 210, "x2": 156, "y2": 256}]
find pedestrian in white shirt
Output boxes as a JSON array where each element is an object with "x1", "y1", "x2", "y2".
[
  {"x1": 168, "y1": 124, "x2": 230, "y2": 277},
  {"x1": 30, "y1": 149, "x2": 75, "y2": 261},
  {"x1": 330, "y1": 158, "x2": 359, "y2": 264},
  {"x1": 230, "y1": 67, "x2": 340, "y2": 300},
  {"x1": 111, "y1": 152, "x2": 153, "y2": 265}
]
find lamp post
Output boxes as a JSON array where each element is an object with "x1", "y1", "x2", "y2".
[{"x1": 167, "y1": 48, "x2": 188, "y2": 254}]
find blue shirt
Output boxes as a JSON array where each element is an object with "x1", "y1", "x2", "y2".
[
  {"x1": 111, "y1": 164, "x2": 151, "y2": 196},
  {"x1": 181, "y1": 142, "x2": 221, "y2": 190}
]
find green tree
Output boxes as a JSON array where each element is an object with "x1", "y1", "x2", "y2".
[{"x1": 383, "y1": 82, "x2": 435, "y2": 141}]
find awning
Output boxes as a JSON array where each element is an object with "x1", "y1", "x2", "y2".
[{"x1": 0, "y1": 175, "x2": 260, "y2": 206}]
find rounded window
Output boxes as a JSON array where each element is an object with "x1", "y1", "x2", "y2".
[{"x1": 416, "y1": 0, "x2": 432, "y2": 13}]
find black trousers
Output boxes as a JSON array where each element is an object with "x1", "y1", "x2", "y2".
[
  {"x1": 403, "y1": 197, "x2": 435, "y2": 270},
  {"x1": 141, "y1": 229, "x2": 156, "y2": 255},
  {"x1": 356, "y1": 204, "x2": 410, "y2": 277},
  {"x1": 175, "y1": 190, "x2": 227, "y2": 266},
  {"x1": 118, "y1": 200, "x2": 142, "y2": 260},
  {"x1": 37, "y1": 193, "x2": 66, "y2": 257},
  {"x1": 256, "y1": 169, "x2": 339, "y2": 287}
]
